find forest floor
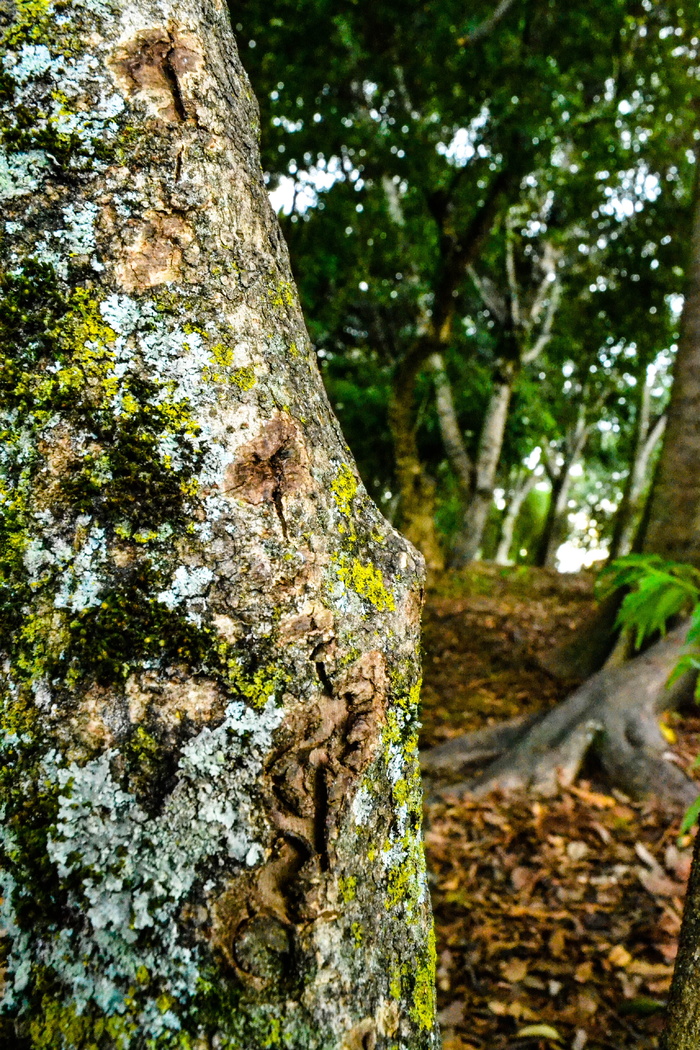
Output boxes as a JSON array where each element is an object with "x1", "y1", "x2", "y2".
[{"x1": 419, "y1": 564, "x2": 700, "y2": 1050}]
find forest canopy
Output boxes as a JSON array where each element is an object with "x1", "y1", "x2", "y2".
[{"x1": 235, "y1": 0, "x2": 699, "y2": 572}]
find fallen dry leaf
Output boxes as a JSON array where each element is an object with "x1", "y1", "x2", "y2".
[
  {"x1": 638, "y1": 870, "x2": 687, "y2": 899},
  {"x1": 438, "y1": 1001, "x2": 466, "y2": 1026},
  {"x1": 501, "y1": 958, "x2": 528, "y2": 983},
  {"x1": 608, "y1": 945, "x2": 633, "y2": 969},
  {"x1": 421, "y1": 564, "x2": 699, "y2": 1050}
]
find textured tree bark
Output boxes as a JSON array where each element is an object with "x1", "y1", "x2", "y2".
[
  {"x1": 0, "y1": 4, "x2": 437, "y2": 1048},
  {"x1": 662, "y1": 823, "x2": 700, "y2": 1050},
  {"x1": 644, "y1": 149, "x2": 700, "y2": 567},
  {"x1": 655, "y1": 157, "x2": 700, "y2": 1048}
]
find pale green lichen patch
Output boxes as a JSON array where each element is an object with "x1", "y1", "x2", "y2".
[
  {"x1": 3, "y1": 698, "x2": 284, "y2": 1046},
  {"x1": 0, "y1": 145, "x2": 49, "y2": 199}
]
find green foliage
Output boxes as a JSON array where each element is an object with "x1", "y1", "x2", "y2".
[
  {"x1": 597, "y1": 555, "x2": 700, "y2": 833},
  {"x1": 679, "y1": 792, "x2": 700, "y2": 836},
  {"x1": 235, "y1": 0, "x2": 698, "y2": 557},
  {"x1": 597, "y1": 554, "x2": 700, "y2": 650}
]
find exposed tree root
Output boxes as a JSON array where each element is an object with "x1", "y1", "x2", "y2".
[{"x1": 421, "y1": 624, "x2": 700, "y2": 808}]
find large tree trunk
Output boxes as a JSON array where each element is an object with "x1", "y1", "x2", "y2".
[
  {"x1": 644, "y1": 150, "x2": 700, "y2": 567},
  {"x1": 662, "y1": 827, "x2": 700, "y2": 1050},
  {"x1": 0, "y1": 6, "x2": 437, "y2": 1049},
  {"x1": 644, "y1": 147, "x2": 700, "y2": 1050},
  {"x1": 451, "y1": 369, "x2": 514, "y2": 567}
]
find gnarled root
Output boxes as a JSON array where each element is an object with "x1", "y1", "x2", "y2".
[{"x1": 421, "y1": 624, "x2": 699, "y2": 808}]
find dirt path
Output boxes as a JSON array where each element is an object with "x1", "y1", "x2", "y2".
[
  {"x1": 420, "y1": 565, "x2": 700, "y2": 1050},
  {"x1": 420, "y1": 565, "x2": 595, "y2": 749}
]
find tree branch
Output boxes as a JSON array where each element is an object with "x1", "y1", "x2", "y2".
[
  {"x1": 505, "y1": 210, "x2": 521, "y2": 330},
  {"x1": 462, "y1": 0, "x2": 520, "y2": 45},
  {"x1": 523, "y1": 276, "x2": 561, "y2": 364},
  {"x1": 468, "y1": 265, "x2": 508, "y2": 325}
]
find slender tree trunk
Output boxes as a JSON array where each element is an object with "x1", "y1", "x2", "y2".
[
  {"x1": 386, "y1": 163, "x2": 523, "y2": 573},
  {"x1": 494, "y1": 471, "x2": 537, "y2": 564},
  {"x1": 429, "y1": 353, "x2": 472, "y2": 499},
  {"x1": 451, "y1": 369, "x2": 514, "y2": 566},
  {"x1": 536, "y1": 469, "x2": 569, "y2": 568},
  {"x1": 536, "y1": 416, "x2": 588, "y2": 569},
  {"x1": 645, "y1": 149, "x2": 700, "y2": 567},
  {"x1": 0, "y1": 6, "x2": 437, "y2": 1049},
  {"x1": 609, "y1": 375, "x2": 666, "y2": 561}
]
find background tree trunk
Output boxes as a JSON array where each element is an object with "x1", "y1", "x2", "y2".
[
  {"x1": 389, "y1": 362, "x2": 444, "y2": 574},
  {"x1": 609, "y1": 372, "x2": 666, "y2": 561},
  {"x1": 451, "y1": 370, "x2": 514, "y2": 566},
  {"x1": 430, "y1": 353, "x2": 472, "y2": 502},
  {"x1": 536, "y1": 415, "x2": 588, "y2": 568},
  {"x1": 644, "y1": 147, "x2": 700, "y2": 567},
  {"x1": 494, "y1": 470, "x2": 537, "y2": 564},
  {"x1": 0, "y1": 5, "x2": 437, "y2": 1048},
  {"x1": 536, "y1": 469, "x2": 571, "y2": 568}
]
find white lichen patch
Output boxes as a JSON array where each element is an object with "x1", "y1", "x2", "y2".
[
  {"x1": 54, "y1": 523, "x2": 108, "y2": 612},
  {"x1": 157, "y1": 563, "x2": 214, "y2": 624},
  {"x1": 351, "y1": 783, "x2": 374, "y2": 826},
  {"x1": 2, "y1": 43, "x2": 54, "y2": 83},
  {"x1": 60, "y1": 201, "x2": 100, "y2": 255},
  {"x1": 0, "y1": 147, "x2": 49, "y2": 200},
  {"x1": 1, "y1": 699, "x2": 283, "y2": 1034}
]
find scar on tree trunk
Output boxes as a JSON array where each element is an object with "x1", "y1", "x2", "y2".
[{"x1": 421, "y1": 624, "x2": 699, "y2": 809}]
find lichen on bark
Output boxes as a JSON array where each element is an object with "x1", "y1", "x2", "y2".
[{"x1": 0, "y1": 1, "x2": 437, "y2": 1048}]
